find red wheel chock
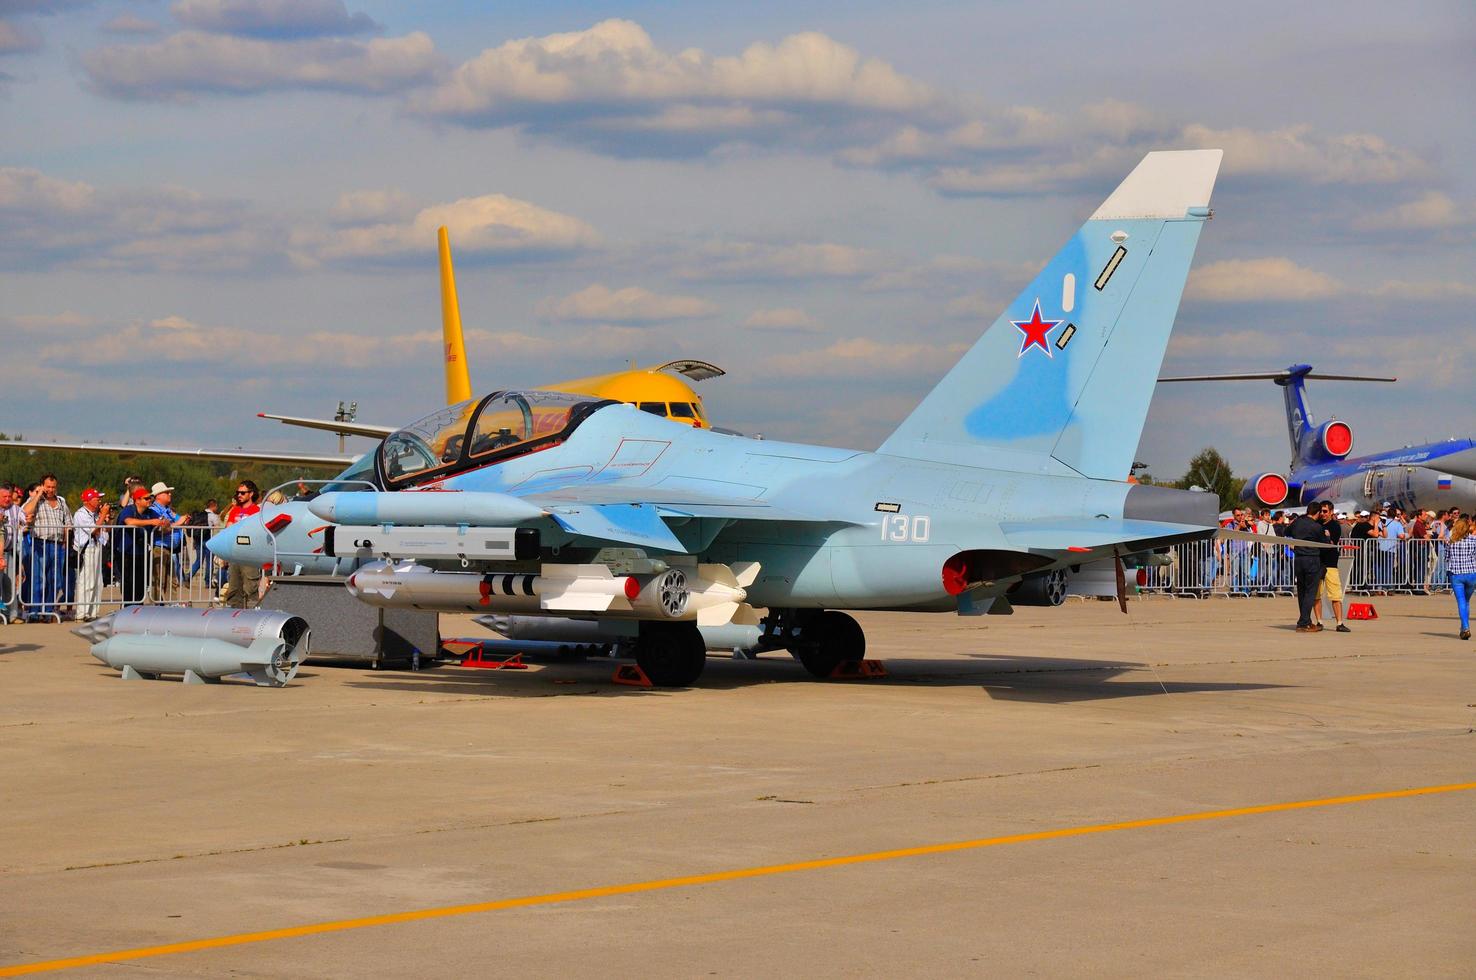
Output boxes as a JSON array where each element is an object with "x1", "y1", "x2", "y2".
[
  {"x1": 829, "y1": 659, "x2": 888, "y2": 680},
  {"x1": 1347, "y1": 603, "x2": 1378, "y2": 620},
  {"x1": 612, "y1": 663, "x2": 653, "y2": 687},
  {"x1": 461, "y1": 646, "x2": 528, "y2": 670}
]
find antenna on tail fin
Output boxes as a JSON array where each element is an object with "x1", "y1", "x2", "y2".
[{"x1": 438, "y1": 226, "x2": 473, "y2": 406}]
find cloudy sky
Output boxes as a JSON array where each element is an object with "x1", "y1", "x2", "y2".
[{"x1": 2, "y1": 0, "x2": 1472, "y2": 480}]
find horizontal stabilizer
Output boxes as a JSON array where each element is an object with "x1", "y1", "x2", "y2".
[
  {"x1": 256, "y1": 412, "x2": 394, "y2": 439},
  {"x1": 1158, "y1": 372, "x2": 1396, "y2": 383},
  {"x1": 654, "y1": 360, "x2": 725, "y2": 382}
]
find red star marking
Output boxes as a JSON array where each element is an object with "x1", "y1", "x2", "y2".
[{"x1": 1012, "y1": 299, "x2": 1060, "y2": 358}]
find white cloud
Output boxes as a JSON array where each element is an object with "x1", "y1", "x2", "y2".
[
  {"x1": 0, "y1": 17, "x2": 40, "y2": 54},
  {"x1": 743, "y1": 307, "x2": 820, "y2": 331},
  {"x1": 83, "y1": 29, "x2": 441, "y2": 100},
  {"x1": 100, "y1": 12, "x2": 161, "y2": 35},
  {"x1": 2, "y1": 311, "x2": 100, "y2": 332},
  {"x1": 1365, "y1": 279, "x2": 1476, "y2": 300},
  {"x1": 412, "y1": 19, "x2": 935, "y2": 155},
  {"x1": 538, "y1": 284, "x2": 717, "y2": 324},
  {"x1": 329, "y1": 188, "x2": 417, "y2": 225},
  {"x1": 944, "y1": 291, "x2": 1003, "y2": 320},
  {"x1": 170, "y1": 0, "x2": 379, "y2": 39},
  {"x1": 766, "y1": 336, "x2": 966, "y2": 380},
  {"x1": 1354, "y1": 191, "x2": 1470, "y2": 232},
  {"x1": 293, "y1": 192, "x2": 599, "y2": 266},
  {"x1": 847, "y1": 106, "x2": 1433, "y2": 202},
  {"x1": 675, "y1": 240, "x2": 883, "y2": 281},
  {"x1": 0, "y1": 167, "x2": 601, "y2": 274},
  {"x1": 1186, "y1": 257, "x2": 1341, "y2": 303},
  {"x1": 0, "y1": 166, "x2": 276, "y2": 272},
  {"x1": 1178, "y1": 123, "x2": 1431, "y2": 186},
  {"x1": 1184, "y1": 258, "x2": 1475, "y2": 305}
]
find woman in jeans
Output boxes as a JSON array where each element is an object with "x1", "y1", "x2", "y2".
[{"x1": 1446, "y1": 517, "x2": 1476, "y2": 641}]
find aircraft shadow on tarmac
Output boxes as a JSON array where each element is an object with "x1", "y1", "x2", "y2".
[
  {"x1": 339, "y1": 652, "x2": 1290, "y2": 703},
  {"x1": 0, "y1": 642, "x2": 44, "y2": 655}
]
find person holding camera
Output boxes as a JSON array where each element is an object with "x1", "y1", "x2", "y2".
[{"x1": 71, "y1": 489, "x2": 111, "y2": 621}]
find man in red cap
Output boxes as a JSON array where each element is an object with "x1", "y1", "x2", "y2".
[
  {"x1": 71, "y1": 488, "x2": 112, "y2": 621},
  {"x1": 117, "y1": 485, "x2": 158, "y2": 605}
]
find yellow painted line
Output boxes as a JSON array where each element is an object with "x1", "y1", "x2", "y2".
[{"x1": 3, "y1": 780, "x2": 1472, "y2": 977}]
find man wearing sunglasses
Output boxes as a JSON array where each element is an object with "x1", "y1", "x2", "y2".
[
  {"x1": 1311, "y1": 501, "x2": 1350, "y2": 632},
  {"x1": 220, "y1": 481, "x2": 262, "y2": 609},
  {"x1": 1286, "y1": 501, "x2": 1332, "y2": 633}
]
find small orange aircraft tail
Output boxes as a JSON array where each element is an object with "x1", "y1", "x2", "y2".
[{"x1": 438, "y1": 226, "x2": 473, "y2": 405}]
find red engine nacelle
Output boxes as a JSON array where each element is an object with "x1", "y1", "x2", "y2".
[
  {"x1": 1317, "y1": 419, "x2": 1353, "y2": 458},
  {"x1": 1241, "y1": 472, "x2": 1290, "y2": 508}
]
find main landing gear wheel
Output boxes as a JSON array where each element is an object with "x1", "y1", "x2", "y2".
[
  {"x1": 790, "y1": 610, "x2": 865, "y2": 679},
  {"x1": 634, "y1": 622, "x2": 707, "y2": 687}
]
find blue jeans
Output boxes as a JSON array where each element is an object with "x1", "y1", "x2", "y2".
[
  {"x1": 24, "y1": 536, "x2": 67, "y2": 617},
  {"x1": 1452, "y1": 572, "x2": 1476, "y2": 632}
]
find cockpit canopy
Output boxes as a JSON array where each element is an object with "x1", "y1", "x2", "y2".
[{"x1": 379, "y1": 390, "x2": 610, "y2": 486}]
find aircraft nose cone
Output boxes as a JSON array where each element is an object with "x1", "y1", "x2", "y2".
[{"x1": 208, "y1": 512, "x2": 269, "y2": 566}]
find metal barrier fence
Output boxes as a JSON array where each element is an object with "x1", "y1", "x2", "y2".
[
  {"x1": 1137, "y1": 538, "x2": 1454, "y2": 598},
  {"x1": 2, "y1": 522, "x2": 235, "y2": 623}
]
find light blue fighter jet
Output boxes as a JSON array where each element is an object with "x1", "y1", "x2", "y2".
[{"x1": 214, "y1": 150, "x2": 1227, "y2": 686}]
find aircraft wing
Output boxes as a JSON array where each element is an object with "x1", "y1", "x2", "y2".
[
  {"x1": 999, "y1": 517, "x2": 1212, "y2": 555},
  {"x1": 256, "y1": 413, "x2": 394, "y2": 439},
  {"x1": 0, "y1": 439, "x2": 356, "y2": 469},
  {"x1": 1215, "y1": 528, "x2": 1337, "y2": 548},
  {"x1": 999, "y1": 519, "x2": 1337, "y2": 557}
]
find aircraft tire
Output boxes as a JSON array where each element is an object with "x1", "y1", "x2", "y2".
[
  {"x1": 792, "y1": 610, "x2": 865, "y2": 678},
  {"x1": 635, "y1": 622, "x2": 707, "y2": 687}
]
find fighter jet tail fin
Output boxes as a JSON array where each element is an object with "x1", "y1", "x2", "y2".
[
  {"x1": 878, "y1": 149, "x2": 1222, "y2": 480},
  {"x1": 439, "y1": 226, "x2": 473, "y2": 406}
]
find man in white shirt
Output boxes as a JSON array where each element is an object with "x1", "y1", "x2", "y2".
[{"x1": 71, "y1": 488, "x2": 112, "y2": 621}]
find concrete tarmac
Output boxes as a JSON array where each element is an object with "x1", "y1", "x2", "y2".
[{"x1": 1, "y1": 595, "x2": 1473, "y2": 977}]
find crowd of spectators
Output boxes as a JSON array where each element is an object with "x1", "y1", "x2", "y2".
[
  {"x1": 1152, "y1": 501, "x2": 1468, "y2": 597},
  {"x1": 0, "y1": 472, "x2": 266, "y2": 623}
]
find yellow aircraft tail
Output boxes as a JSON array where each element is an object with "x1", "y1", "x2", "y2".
[{"x1": 438, "y1": 226, "x2": 473, "y2": 405}]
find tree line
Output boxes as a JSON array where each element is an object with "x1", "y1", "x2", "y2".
[{"x1": 0, "y1": 434, "x2": 322, "y2": 519}]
